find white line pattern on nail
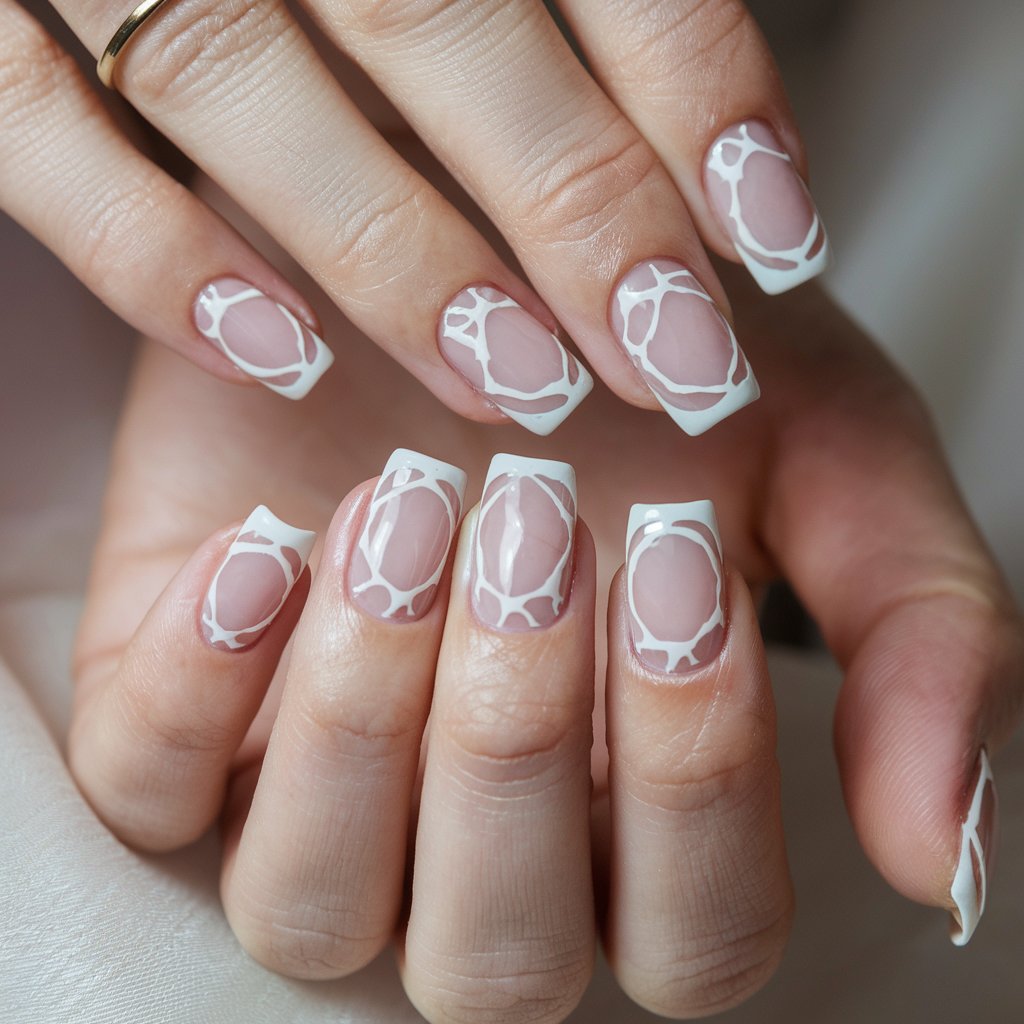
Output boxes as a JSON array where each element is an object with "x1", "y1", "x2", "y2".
[
  {"x1": 707, "y1": 123, "x2": 829, "y2": 295},
  {"x1": 351, "y1": 449, "x2": 467, "y2": 620},
  {"x1": 626, "y1": 502, "x2": 724, "y2": 673},
  {"x1": 196, "y1": 282, "x2": 334, "y2": 400},
  {"x1": 202, "y1": 506, "x2": 315, "y2": 651},
  {"x1": 950, "y1": 748, "x2": 995, "y2": 946},
  {"x1": 614, "y1": 263, "x2": 759, "y2": 436},
  {"x1": 473, "y1": 454, "x2": 576, "y2": 630},
  {"x1": 440, "y1": 287, "x2": 592, "y2": 435}
]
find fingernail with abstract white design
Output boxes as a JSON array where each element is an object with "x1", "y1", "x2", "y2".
[
  {"x1": 194, "y1": 278, "x2": 334, "y2": 399},
  {"x1": 625, "y1": 501, "x2": 726, "y2": 675},
  {"x1": 472, "y1": 454, "x2": 577, "y2": 631},
  {"x1": 438, "y1": 285, "x2": 593, "y2": 435},
  {"x1": 705, "y1": 121, "x2": 830, "y2": 295},
  {"x1": 610, "y1": 259, "x2": 759, "y2": 436},
  {"x1": 350, "y1": 449, "x2": 467, "y2": 622},
  {"x1": 950, "y1": 747, "x2": 998, "y2": 946},
  {"x1": 202, "y1": 506, "x2": 316, "y2": 652}
]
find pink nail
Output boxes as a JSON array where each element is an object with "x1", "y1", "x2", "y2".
[
  {"x1": 472, "y1": 454, "x2": 577, "y2": 631},
  {"x1": 202, "y1": 506, "x2": 315, "y2": 651},
  {"x1": 705, "y1": 121, "x2": 830, "y2": 295},
  {"x1": 350, "y1": 449, "x2": 467, "y2": 622},
  {"x1": 950, "y1": 748, "x2": 998, "y2": 945},
  {"x1": 610, "y1": 259, "x2": 759, "y2": 436},
  {"x1": 438, "y1": 285, "x2": 592, "y2": 435},
  {"x1": 194, "y1": 278, "x2": 333, "y2": 399},
  {"x1": 625, "y1": 502, "x2": 726, "y2": 674}
]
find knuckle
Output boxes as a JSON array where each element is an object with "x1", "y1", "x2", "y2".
[
  {"x1": 342, "y1": 0, "x2": 482, "y2": 40},
  {"x1": 0, "y1": 14, "x2": 80, "y2": 131}
]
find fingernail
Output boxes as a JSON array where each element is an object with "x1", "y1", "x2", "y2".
[
  {"x1": 705, "y1": 121, "x2": 830, "y2": 295},
  {"x1": 438, "y1": 285, "x2": 593, "y2": 435},
  {"x1": 625, "y1": 501, "x2": 726, "y2": 674},
  {"x1": 472, "y1": 454, "x2": 577, "y2": 630},
  {"x1": 950, "y1": 747, "x2": 998, "y2": 946},
  {"x1": 610, "y1": 259, "x2": 759, "y2": 435},
  {"x1": 202, "y1": 506, "x2": 316, "y2": 651},
  {"x1": 194, "y1": 278, "x2": 334, "y2": 399},
  {"x1": 349, "y1": 449, "x2": 467, "y2": 622}
]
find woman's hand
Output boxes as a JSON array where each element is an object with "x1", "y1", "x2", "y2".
[{"x1": 3, "y1": 0, "x2": 824, "y2": 431}]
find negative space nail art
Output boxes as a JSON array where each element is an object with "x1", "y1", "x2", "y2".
[
  {"x1": 194, "y1": 278, "x2": 334, "y2": 399},
  {"x1": 202, "y1": 505, "x2": 316, "y2": 651},
  {"x1": 472, "y1": 454, "x2": 577, "y2": 631},
  {"x1": 625, "y1": 501, "x2": 726, "y2": 674},
  {"x1": 349, "y1": 449, "x2": 467, "y2": 622},
  {"x1": 439, "y1": 285, "x2": 593, "y2": 435},
  {"x1": 705, "y1": 121, "x2": 830, "y2": 295},
  {"x1": 611, "y1": 259, "x2": 759, "y2": 435},
  {"x1": 950, "y1": 747, "x2": 997, "y2": 946}
]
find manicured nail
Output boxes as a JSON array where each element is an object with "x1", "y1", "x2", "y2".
[
  {"x1": 610, "y1": 259, "x2": 759, "y2": 435},
  {"x1": 194, "y1": 278, "x2": 334, "y2": 399},
  {"x1": 625, "y1": 501, "x2": 726, "y2": 674},
  {"x1": 950, "y1": 747, "x2": 997, "y2": 946},
  {"x1": 438, "y1": 285, "x2": 593, "y2": 435},
  {"x1": 472, "y1": 454, "x2": 577, "y2": 630},
  {"x1": 202, "y1": 506, "x2": 316, "y2": 651},
  {"x1": 350, "y1": 449, "x2": 467, "y2": 622},
  {"x1": 705, "y1": 121, "x2": 830, "y2": 295}
]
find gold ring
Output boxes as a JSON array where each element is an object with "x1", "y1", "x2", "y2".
[{"x1": 97, "y1": 0, "x2": 175, "y2": 91}]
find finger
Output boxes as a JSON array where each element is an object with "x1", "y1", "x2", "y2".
[
  {"x1": 402, "y1": 455, "x2": 595, "y2": 1024},
  {"x1": 559, "y1": 0, "x2": 829, "y2": 294},
  {"x1": 758, "y1": 288, "x2": 1024, "y2": 944},
  {"x1": 69, "y1": 505, "x2": 315, "y2": 850},
  {"x1": 220, "y1": 449, "x2": 466, "y2": 978},
  {"x1": 0, "y1": 0, "x2": 332, "y2": 397},
  {"x1": 53, "y1": 0, "x2": 592, "y2": 434},
  {"x1": 313, "y1": 0, "x2": 760, "y2": 436},
  {"x1": 605, "y1": 501, "x2": 792, "y2": 1017}
]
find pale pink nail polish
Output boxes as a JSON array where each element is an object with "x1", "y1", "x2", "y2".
[
  {"x1": 950, "y1": 748, "x2": 998, "y2": 945},
  {"x1": 625, "y1": 502, "x2": 725, "y2": 675},
  {"x1": 194, "y1": 277, "x2": 333, "y2": 399},
  {"x1": 610, "y1": 259, "x2": 759, "y2": 436},
  {"x1": 202, "y1": 506, "x2": 315, "y2": 652},
  {"x1": 705, "y1": 121, "x2": 830, "y2": 295},
  {"x1": 472, "y1": 454, "x2": 577, "y2": 631},
  {"x1": 350, "y1": 449, "x2": 467, "y2": 622},
  {"x1": 438, "y1": 285, "x2": 592, "y2": 435}
]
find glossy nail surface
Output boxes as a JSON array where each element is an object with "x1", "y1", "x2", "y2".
[
  {"x1": 439, "y1": 285, "x2": 592, "y2": 435},
  {"x1": 202, "y1": 506, "x2": 315, "y2": 651},
  {"x1": 705, "y1": 121, "x2": 830, "y2": 295},
  {"x1": 195, "y1": 278, "x2": 334, "y2": 399},
  {"x1": 625, "y1": 501, "x2": 725, "y2": 674},
  {"x1": 950, "y1": 747, "x2": 998, "y2": 946},
  {"x1": 472, "y1": 454, "x2": 577, "y2": 630},
  {"x1": 350, "y1": 449, "x2": 467, "y2": 622}
]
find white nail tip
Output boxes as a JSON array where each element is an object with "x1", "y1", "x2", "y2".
[{"x1": 950, "y1": 748, "x2": 995, "y2": 946}]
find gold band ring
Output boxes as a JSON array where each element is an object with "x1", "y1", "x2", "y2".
[{"x1": 97, "y1": 0, "x2": 175, "y2": 90}]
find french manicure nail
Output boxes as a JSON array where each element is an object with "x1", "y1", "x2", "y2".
[
  {"x1": 202, "y1": 505, "x2": 316, "y2": 651},
  {"x1": 194, "y1": 278, "x2": 334, "y2": 399},
  {"x1": 950, "y1": 747, "x2": 997, "y2": 946},
  {"x1": 625, "y1": 501, "x2": 726, "y2": 674},
  {"x1": 349, "y1": 448, "x2": 467, "y2": 622},
  {"x1": 472, "y1": 454, "x2": 577, "y2": 630},
  {"x1": 438, "y1": 285, "x2": 593, "y2": 435},
  {"x1": 705, "y1": 121, "x2": 830, "y2": 295},
  {"x1": 610, "y1": 259, "x2": 759, "y2": 435}
]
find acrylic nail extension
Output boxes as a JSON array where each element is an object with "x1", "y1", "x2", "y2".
[
  {"x1": 194, "y1": 278, "x2": 334, "y2": 399},
  {"x1": 349, "y1": 449, "x2": 468, "y2": 622},
  {"x1": 610, "y1": 259, "x2": 759, "y2": 436},
  {"x1": 625, "y1": 501, "x2": 726, "y2": 675},
  {"x1": 438, "y1": 285, "x2": 593, "y2": 435},
  {"x1": 472, "y1": 454, "x2": 577, "y2": 631},
  {"x1": 950, "y1": 748, "x2": 998, "y2": 946},
  {"x1": 202, "y1": 506, "x2": 316, "y2": 651},
  {"x1": 705, "y1": 121, "x2": 830, "y2": 295}
]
